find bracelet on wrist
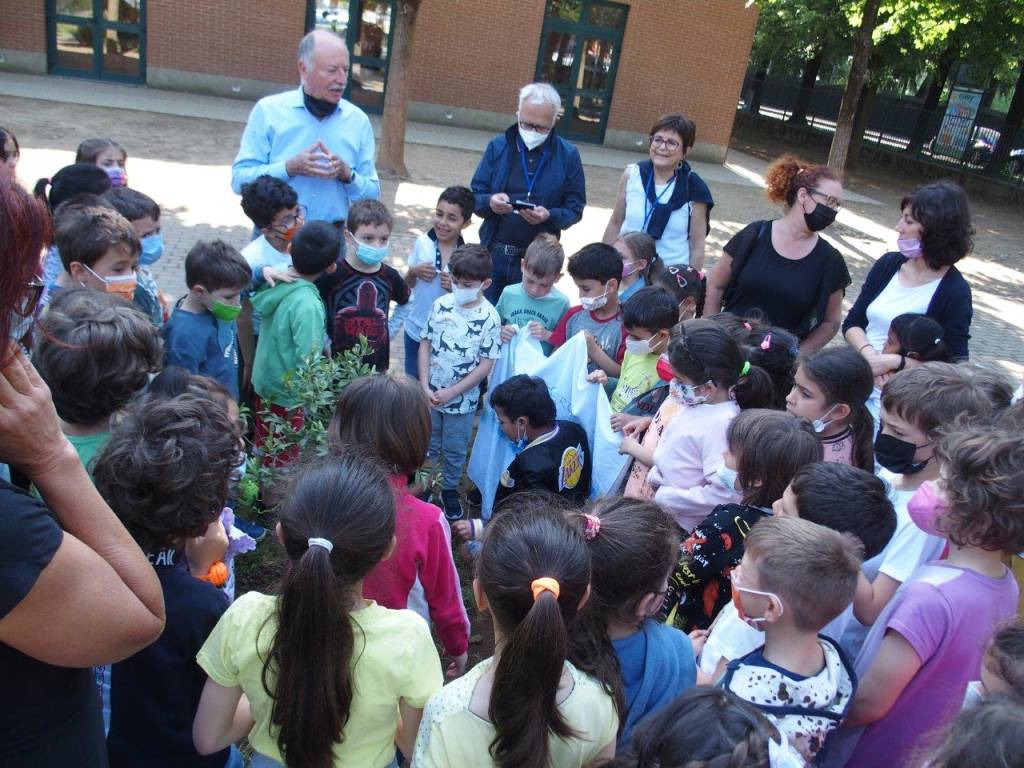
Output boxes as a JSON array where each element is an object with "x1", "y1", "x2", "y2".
[
  {"x1": 895, "y1": 355, "x2": 907, "y2": 372},
  {"x1": 858, "y1": 343, "x2": 873, "y2": 353}
]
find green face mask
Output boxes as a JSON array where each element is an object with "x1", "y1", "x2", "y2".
[{"x1": 210, "y1": 299, "x2": 242, "y2": 322}]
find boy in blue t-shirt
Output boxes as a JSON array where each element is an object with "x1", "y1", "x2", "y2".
[
  {"x1": 93, "y1": 391, "x2": 242, "y2": 768},
  {"x1": 164, "y1": 241, "x2": 251, "y2": 400},
  {"x1": 496, "y1": 233, "x2": 569, "y2": 355}
]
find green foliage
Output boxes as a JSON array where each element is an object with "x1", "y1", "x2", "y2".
[{"x1": 247, "y1": 338, "x2": 376, "y2": 506}]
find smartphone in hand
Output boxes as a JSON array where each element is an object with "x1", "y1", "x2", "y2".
[{"x1": 511, "y1": 200, "x2": 537, "y2": 210}]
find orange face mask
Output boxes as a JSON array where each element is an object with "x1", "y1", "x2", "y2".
[{"x1": 84, "y1": 265, "x2": 137, "y2": 302}]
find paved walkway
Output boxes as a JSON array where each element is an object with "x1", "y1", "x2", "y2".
[{"x1": 3, "y1": 72, "x2": 1019, "y2": 378}]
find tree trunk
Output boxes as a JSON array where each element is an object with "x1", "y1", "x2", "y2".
[
  {"x1": 981, "y1": 78, "x2": 999, "y2": 108},
  {"x1": 789, "y1": 51, "x2": 825, "y2": 125},
  {"x1": 749, "y1": 66, "x2": 768, "y2": 114},
  {"x1": 906, "y1": 42, "x2": 958, "y2": 154},
  {"x1": 376, "y1": 0, "x2": 421, "y2": 178},
  {"x1": 827, "y1": 0, "x2": 882, "y2": 172},
  {"x1": 986, "y1": 58, "x2": 1024, "y2": 175},
  {"x1": 847, "y1": 80, "x2": 878, "y2": 168}
]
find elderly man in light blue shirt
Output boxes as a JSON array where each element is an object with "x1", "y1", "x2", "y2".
[{"x1": 232, "y1": 30, "x2": 380, "y2": 225}]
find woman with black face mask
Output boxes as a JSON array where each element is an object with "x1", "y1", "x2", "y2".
[{"x1": 704, "y1": 154, "x2": 850, "y2": 352}]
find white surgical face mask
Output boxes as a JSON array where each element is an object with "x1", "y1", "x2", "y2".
[
  {"x1": 453, "y1": 284, "x2": 481, "y2": 306},
  {"x1": 624, "y1": 336, "x2": 653, "y2": 356},
  {"x1": 962, "y1": 680, "x2": 985, "y2": 709},
  {"x1": 812, "y1": 403, "x2": 839, "y2": 434},
  {"x1": 580, "y1": 288, "x2": 609, "y2": 312}
]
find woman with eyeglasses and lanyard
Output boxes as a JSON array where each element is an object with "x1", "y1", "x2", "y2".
[
  {"x1": 0, "y1": 179, "x2": 165, "y2": 766},
  {"x1": 704, "y1": 154, "x2": 850, "y2": 353},
  {"x1": 471, "y1": 83, "x2": 587, "y2": 304},
  {"x1": 602, "y1": 113, "x2": 714, "y2": 271}
]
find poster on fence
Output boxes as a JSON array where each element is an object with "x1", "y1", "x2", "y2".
[
  {"x1": 467, "y1": 329, "x2": 627, "y2": 520},
  {"x1": 934, "y1": 87, "x2": 983, "y2": 157}
]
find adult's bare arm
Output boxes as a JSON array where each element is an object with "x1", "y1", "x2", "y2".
[
  {"x1": 0, "y1": 347, "x2": 164, "y2": 665},
  {"x1": 703, "y1": 252, "x2": 732, "y2": 316},
  {"x1": 601, "y1": 168, "x2": 630, "y2": 244}
]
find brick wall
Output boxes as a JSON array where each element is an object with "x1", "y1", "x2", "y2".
[
  {"x1": 0, "y1": 0, "x2": 45, "y2": 54},
  {"x1": 147, "y1": 0, "x2": 305, "y2": 84},
  {"x1": 406, "y1": 0, "x2": 547, "y2": 117},
  {"x1": 607, "y1": 0, "x2": 758, "y2": 147}
]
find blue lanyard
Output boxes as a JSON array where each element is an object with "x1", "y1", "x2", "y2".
[
  {"x1": 518, "y1": 138, "x2": 550, "y2": 199},
  {"x1": 643, "y1": 170, "x2": 678, "y2": 231}
]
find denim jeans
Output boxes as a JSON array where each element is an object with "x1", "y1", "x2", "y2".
[
  {"x1": 484, "y1": 242, "x2": 525, "y2": 304},
  {"x1": 428, "y1": 409, "x2": 475, "y2": 491},
  {"x1": 404, "y1": 331, "x2": 421, "y2": 380}
]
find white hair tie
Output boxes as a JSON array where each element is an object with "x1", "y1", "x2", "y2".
[{"x1": 307, "y1": 537, "x2": 334, "y2": 553}]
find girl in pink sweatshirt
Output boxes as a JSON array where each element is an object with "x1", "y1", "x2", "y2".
[
  {"x1": 330, "y1": 372, "x2": 470, "y2": 678},
  {"x1": 620, "y1": 318, "x2": 778, "y2": 532}
]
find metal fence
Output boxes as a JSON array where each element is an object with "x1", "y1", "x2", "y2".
[{"x1": 739, "y1": 75, "x2": 1024, "y2": 185}]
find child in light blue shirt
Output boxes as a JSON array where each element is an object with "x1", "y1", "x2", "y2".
[{"x1": 496, "y1": 234, "x2": 569, "y2": 355}]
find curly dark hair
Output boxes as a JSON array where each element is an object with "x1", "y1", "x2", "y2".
[
  {"x1": 934, "y1": 426, "x2": 1024, "y2": 553},
  {"x1": 240, "y1": 174, "x2": 298, "y2": 230},
  {"x1": 93, "y1": 392, "x2": 241, "y2": 553},
  {"x1": 900, "y1": 180, "x2": 974, "y2": 270},
  {"x1": 919, "y1": 693, "x2": 1024, "y2": 768},
  {"x1": 986, "y1": 617, "x2": 1024, "y2": 698},
  {"x1": 33, "y1": 288, "x2": 163, "y2": 426}
]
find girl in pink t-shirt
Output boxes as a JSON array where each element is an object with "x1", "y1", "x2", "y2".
[
  {"x1": 619, "y1": 319, "x2": 778, "y2": 532},
  {"x1": 786, "y1": 346, "x2": 876, "y2": 471},
  {"x1": 330, "y1": 372, "x2": 470, "y2": 679},
  {"x1": 827, "y1": 424, "x2": 1024, "y2": 768}
]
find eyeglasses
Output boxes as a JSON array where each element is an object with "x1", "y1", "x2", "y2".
[
  {"x1": 272, "y1": 205, "x2": 307, "y2": 231},
  {"x1": 650, "y1": 135, "x2": 682, "y2": 151},
  {"x1": 808, "y1": 188, "x2": 842, "y2": 210},
  {"x1": 519, "y1": 119, "x2": 553, "y2": 134},
  {"x1": 16, "y1": 278, "x2": 45, "y2": 318}
]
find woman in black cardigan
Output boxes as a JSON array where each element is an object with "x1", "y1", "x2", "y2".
[{"x1": 843, "y1": 180, "x2": 974, "y2": 382}]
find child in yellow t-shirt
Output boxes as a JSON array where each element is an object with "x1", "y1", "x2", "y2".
[{"x1": 194, "y1": 452, "x2": 443, "y2": 767}]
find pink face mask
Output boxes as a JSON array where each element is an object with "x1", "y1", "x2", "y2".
[
  {"x1": 898, "y1": 238, "x2": 923, "y2": 259},
  {"x1": 907, "y1": 480, "x2": 947, "y2": 537}
]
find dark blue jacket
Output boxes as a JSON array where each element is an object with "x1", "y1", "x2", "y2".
[
  {"x1": 842, "y1": 251, "x2": 972, "y2": 360},
  {"x1": 470, "y1": 125, "x2": 586, "y2": 247}
]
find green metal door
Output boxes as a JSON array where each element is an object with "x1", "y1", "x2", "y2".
[
  {"x1": 46, "y1": 0, "x2": 146, "y2": 84},
  {"x1": 534, "y1": 0, "x2": 628, "y2": 144},
  {"x1": 306, "y1": 0, "x2": 395, "y2": 114}
]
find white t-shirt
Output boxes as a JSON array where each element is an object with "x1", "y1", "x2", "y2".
[
  {"x1": 405, "y1": 232, "x2": 450, "y2": 343},
  {"x1": 839, "y1": 469, "x2": 945, "y2": 659},
  {"x1": 621, "y1": 164, "x2": 693, "y2": 267},
  {"x1": 700, "y1": 601, "x2": 851, "y2": 678},
  {"x1": 864, "y1": 271, "x2": 942, "y2": 351}
]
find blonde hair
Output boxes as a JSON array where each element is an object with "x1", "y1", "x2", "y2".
[{"x1": 522, "y1": 233, "x2": 564, "y2": 277}]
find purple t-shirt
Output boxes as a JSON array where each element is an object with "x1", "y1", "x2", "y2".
[{"x1": 827, "y1": 562, "x2": 1018, "y2": 768}]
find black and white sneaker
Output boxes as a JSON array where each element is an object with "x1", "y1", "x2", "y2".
[{"x1": 441, "y1": 489, "x2": 464, "y2": 522}]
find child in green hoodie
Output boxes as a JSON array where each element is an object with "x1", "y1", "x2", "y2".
[{"x1": 251, "y1": 221, "x2": 338, "y2": 457}]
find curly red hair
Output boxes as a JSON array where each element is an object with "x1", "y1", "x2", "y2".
[{"x1": 764, "y1": 154, "x2": 841, "y2": 207}]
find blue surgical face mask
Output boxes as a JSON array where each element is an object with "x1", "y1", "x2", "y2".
[
  {"x1": 503, "y1": 420, "x2": 528, "y2": 454},
  {"x1": 355, "y1": 238, "x2": 388, "y2": 266},
  {"x1": 715, "y1": 462, "x2": 740, "y2": 491},
  {"x1": 139, "y1": 233, "x2": 164, "y2": 266}
]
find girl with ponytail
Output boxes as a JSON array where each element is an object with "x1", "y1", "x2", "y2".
[
  {"x1": 786, "y1": 346, "x2": 875, "y2": 471},
  {"x1": 620, "y1": 318, "x2": 778, "y2": 531},
  {"x1": 413, "y1": 499, "x2": 617, "y2": 768},
  {"x1": 194, "y1": 452, "x2": 443, "y2": 767}
]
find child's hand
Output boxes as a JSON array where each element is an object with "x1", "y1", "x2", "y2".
[
  {"x1": 500, "y1": 325, "x2": 517, "y2": 343},
  {"x1": 186, "y1": 520, "x2": 229, "y2": 577},
  {"x1": 263, "y1": 266, "x2": 297, "y2": 288},
  {"x1": 440, "y1": 270, "x2": 452, "y2": 291},
  {"x1": 587, "y1": 369, "x2": 608, "y2": 385},
  {"x1": 446, "y1": 652, "x2": 469, "y2": 680},
  {"x1": 609, "y1": 413, "x2": 632, "y2": 432},
  {"x1": 688, "y1": 629, "x2": 709, "y2": 657},
  {"x1": 452, "y1": 520, "x2": 473, "y2": 542},
  {"x1": 622, "y1": 416, "x2": 653, "y2": 438},
  {"x1": 527, "y1": 322, "x2": 551, "y2": 341},
  {"x1": 430, "y1": 387, "x2": 455, "y2": 407},
  {"x1": 412, "y1": 262, "x2": 437, "y2": 282},
  {"x1": 618, "y1": 436, "x2": 641, "y2": 457}
]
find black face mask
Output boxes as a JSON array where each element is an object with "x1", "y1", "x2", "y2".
[
  {"x1": 303, "y1": 90, "x2": 337, "y2": 120},
  {"x1": 803, "y1": 202, "x2": 837, "y2": 232},
  {"x1": 874, "y1": 431, "x2": 931, "y2": 475}
]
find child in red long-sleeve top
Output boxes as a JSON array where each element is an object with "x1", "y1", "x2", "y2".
[{"x1": 329, "y1": 371, "x2": 470, "y2": 678}]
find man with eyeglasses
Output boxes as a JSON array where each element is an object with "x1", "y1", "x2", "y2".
[
  {"x1": 231, "y1": 30, "x2": 380, "y2": 228},
  {"x1": 471, "y1": 83, "x2": 587, "y2": 303}
]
